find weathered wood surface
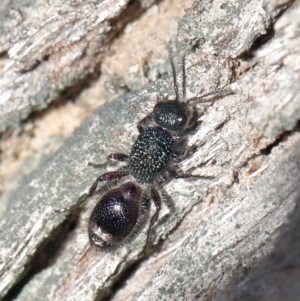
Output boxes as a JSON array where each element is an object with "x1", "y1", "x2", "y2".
[
  {"x1": 1, "y1": 0, "x2": 300, "y2": 300},
  {"x1": 0, "y1": 0, "x2": 154, "y2": 132}
]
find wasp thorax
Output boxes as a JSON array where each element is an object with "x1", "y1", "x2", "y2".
[{"x1": 129, "y1": 127, "x2": 174, "y2": 183}]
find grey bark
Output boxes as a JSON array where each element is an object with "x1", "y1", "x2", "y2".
[
  {"x1": 1, "y1": 0, "x2": 300, "y2": 301},
  {"x1": 0, "y1": 0, "x2": 154, "y2": 132}
]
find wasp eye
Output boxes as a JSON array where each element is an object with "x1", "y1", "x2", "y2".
[{"x1": 178, "y1": 115, "x2": 187, "y2": 126}]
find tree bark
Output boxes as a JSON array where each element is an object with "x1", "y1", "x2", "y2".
[
  {"x1": 1, "y1": 0, "x2": 300, "y2": 301},
  {"x1": 0, "y1": 0, "x2": 154, "y2": 132}
]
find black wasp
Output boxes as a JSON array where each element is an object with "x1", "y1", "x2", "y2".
[{"x1": 87, "y1": 52, "x2": 230, "y2": 249}]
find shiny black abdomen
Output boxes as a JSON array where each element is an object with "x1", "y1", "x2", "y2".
[
  {"x1": 89, "y1": 188, "x2": 139, "y2": 246},
  {"x1": 129, "y1": 127, "x2": 174, "y2": 183}
]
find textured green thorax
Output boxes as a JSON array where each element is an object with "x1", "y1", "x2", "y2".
[{"x1": 130, "y1": 127, "x2": 174, "y2": 183}]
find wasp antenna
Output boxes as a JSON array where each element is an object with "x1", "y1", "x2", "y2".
[
  {"x1": 182, "y1": 54, "x2": 187, "y2": 103},
  {"x1": 168, "y1": 50, "x2": 180, "y2": 102},
  {"x1": 186, "y1": 88, "x2": 232, "y2": 105}
]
